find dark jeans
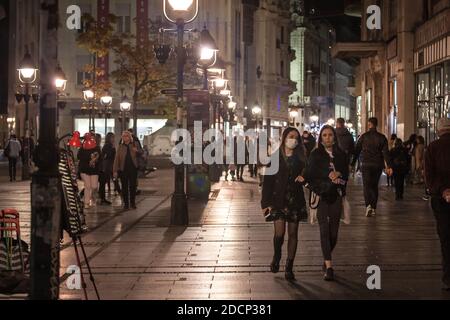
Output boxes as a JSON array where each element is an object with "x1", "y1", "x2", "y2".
[
  {"x1": 120, "y1": 170, "x2": 138, "y2": 207},
  {"x1": 362, "y1": 166, "x2": 383, "y2": 209},
  {"x1": 317, "y1": 197, "x2": 342, "y2": 261},
  {"x1": 8, "y1": 157, "x2": 17, "y2": 181},
  {"x1": 99, "y1": 171, "x2": 112, "y2": 200},
  {"x1": 237, "y1": 165, "x2": 245, "y2": 180},
  {"x1": 394, "y1": 173, "x2": 405, "y2": 198},
  {"x1": 431, "y1": 197, "x2": 450, "y2": 286},
  {"x1": 249, "y1": 165, "x2": 258, "y2": 177}
]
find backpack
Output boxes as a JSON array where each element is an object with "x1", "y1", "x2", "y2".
[{"x1": 4, "y1": 142, "x2": 10, "y2": 158}]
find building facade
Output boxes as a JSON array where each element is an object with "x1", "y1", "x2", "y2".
[{"x1": 332, "y1": 0, "x2": 450, "y2": 143}]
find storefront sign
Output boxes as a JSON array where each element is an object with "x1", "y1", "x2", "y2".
[
  {"x1": 415, "y1": 9, "x2": 450, "y2": 50},
  {"x1": 136, "y1": 0, "x2": 149, "y2": 49},
  {"x1": 97, "y1": 0, "x2": 109, "y2": 81}
]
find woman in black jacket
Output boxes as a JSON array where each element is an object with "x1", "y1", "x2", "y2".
[
  {"x1": 304, "y1": 125, "x2": 349, "y2": 281},
  {"x1": 389, "y1": 138, "x2": 410, "y2": 200},
  {"x1": 99, "y1": 133, "x2": 116, "y2": 205},
  {"x1": 261, "y1": 127, "x2": 307, "y2": 281}
]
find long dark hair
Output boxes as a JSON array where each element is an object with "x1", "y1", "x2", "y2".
[
  {"x1": 317, "y1": 125, "x2": 340, "y2": 154},
  {"x1": 280, "y1": 127, "x2": 306, "y2": 162}
]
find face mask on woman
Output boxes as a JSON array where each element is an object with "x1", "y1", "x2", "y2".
[{"x1": 285, "y1": 138, "x2": 298, "y2": 150}]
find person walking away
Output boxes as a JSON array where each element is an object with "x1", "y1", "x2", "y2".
[
  {"x1": 404, "y1": 134, "x2": 417, "y2": 184},
  {"x1": 261, "y1": 127, "x2": 308, "y2": 282},
  {"x1": 335, "y1": 118, "x2": 355, "y2": 163},
  {"x1": 114, "y1": 131, "x2": 141, "y2": 210},
  {"x1": 78, "y1": 133, "x2": 102, "y2": 209},
  {"x1": 304, "y1": 125, "x2": 349, "y2": 281},
  {"x1": 387, "y1": 134, "x2": 398, "y2": 187},
  {"x1": 235, "y1": 135, "x2": 247, "y2": 182},
  {"x1": 4, "y1": 135, "x2": 21, "y2": 182},
  {"x1": 351, "y1": 118, "x2": 393, "y2": 217},
  {"x1": 99, "y1": 133, "x2": 116, "y2": 205},
  {"x1": 414, "y1": 136, "x2": 425, "y2": 184},
  {"x1": 389, "y1": 138, "x2": 410, "y2": 200},
  {"x1": 424, "y1": 118, "x2": 450, "y2": 291}
]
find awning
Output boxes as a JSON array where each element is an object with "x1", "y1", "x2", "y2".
[{"x1": 331, "y1": 42, "x2": 385, "y2": 59}]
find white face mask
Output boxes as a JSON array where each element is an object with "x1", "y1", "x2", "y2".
[{"x1": 285, "y1": 138, "x2": 298, "y2": 150}]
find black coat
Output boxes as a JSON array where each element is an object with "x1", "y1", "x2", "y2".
[
  {"x1": 261, "y1": 151, "x2": 307, "y2": 217},
  {"x1": 336, "y1": 127, "x2": 355, "y2": 159},
  {"x1": 352, "y1": 128, "x2": 391, "y2": 168},
  {"x1": 304, "y1": 147, "x2": 349, "y2": 204},
  {"x1": 389, "y1": 147, "x2": 410, "y2": 175}
]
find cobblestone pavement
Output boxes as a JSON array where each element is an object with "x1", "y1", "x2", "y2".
[{"x1": 0, "y1": 165, "x2": 449, "y2": 300}]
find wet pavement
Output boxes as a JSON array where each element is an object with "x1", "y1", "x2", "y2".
[{"x1": 0, "y1": 165, "x2": 449, "y2": 300}]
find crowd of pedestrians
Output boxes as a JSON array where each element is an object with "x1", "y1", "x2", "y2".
[{"x1": 258, "y1": 116, "x2": 450, "y2": 291}]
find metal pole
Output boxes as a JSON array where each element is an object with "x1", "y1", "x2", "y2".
[
  {"x1": 170, "y1": 20, "x2": 188, "y2": 226},
  {"x1": 22, "y1": 83, "x2": 31, "y2": 180},
  {"x1": 30, "y1": 0, "x2": 61, "y2": 300}
]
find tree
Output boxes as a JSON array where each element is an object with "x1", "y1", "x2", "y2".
[{"x1": 76, "y1": 14, "x2": 201, "y2": 134}]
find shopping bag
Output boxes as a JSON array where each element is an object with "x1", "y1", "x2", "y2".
[{"x1": 341, "y1": 196, "x2": 351, "y2": 225}]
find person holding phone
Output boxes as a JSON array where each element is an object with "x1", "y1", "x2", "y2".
[{"x1": 261, "y1": 127, "x2": 307, "y2": 281}]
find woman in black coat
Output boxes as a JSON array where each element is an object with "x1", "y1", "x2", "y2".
[
  {"x1": 389, "y1": 138, "x2": 410, "y2": 200},
  {"x1": 304, "y1": 125, "x2": 349, "y2": 282},
  {"x1": 261, "y1": 127, "x2": 307, "y2": 281}
]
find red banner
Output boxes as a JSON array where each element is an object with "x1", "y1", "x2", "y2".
[
  {"x1": 97, "y1": 0, "x2": 109, "y2": 81},
  {"x1": 136, "y1": 0, "x2": 149, "y2": 49}
]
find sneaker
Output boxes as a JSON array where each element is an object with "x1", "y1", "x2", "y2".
[
  {"x1": 365, "y1": 205, "x2": 373, "y2": 217},
  {"x1": 372, "y1": 209, "x2": 377, "y2": 216},
  {"x1": 324, "y1": 268, "x2": 335, "y2": 281},
  {"x1": 422, "y1": 195, "x2": 430, "y2": 201}
]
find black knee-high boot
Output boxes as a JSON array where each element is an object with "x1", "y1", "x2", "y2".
[
  {"x1": 271, "y1": 236, "x2": 284, "y2": 273},
  {"x1": 285, "y1": 259, "x2": 296, "y2": 281}
]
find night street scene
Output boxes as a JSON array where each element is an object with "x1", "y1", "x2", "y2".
[{"x1": 0, "y1": 0, "x2": 450, "y2": 306}]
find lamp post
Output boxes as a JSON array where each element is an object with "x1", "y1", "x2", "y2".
[
  {"x1": 100, "y1": 91, "x2": 113, "y2": 137},
  {"x1": 17, "y1": 48, "x2": 38, "y2": 181},
  {"x1": 198, "y1": 26, "x2": 218, "y2": 90},
  {"x1": 120, "y1": 95, "x2": 131, "y2": 132},
  {"x1": 83, "y1": 88, "x2": 95, "y2": 132},
  {"x1": 163, "y1": 0, "x2": 199, "y2": 226},
  {"x1": 210, "y1": 76, "x2": 227, "y2": 130},
  {"x1": 252, "y1": 104, "x2": 262, "y2": 131},
  {"x1": 54, "y1": 63, "x2": 67, "y2": 136}
]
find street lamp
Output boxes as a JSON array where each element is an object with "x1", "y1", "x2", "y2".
[
  {"x1": 83, "y1": 88, "x2": 95, "y2": 132},
  {"x1": 163, "y1": 0, "x2": 200, "y2": 226},
  {"x1": 289, "y1": 109, "x2": 299, "y2": 126},
  {"x1": 100, "y1": 91, "x2": 113, "y2": 137},
  {"x1": 17, "y1": 48, "x2": 38, "y2": 181},
  {"x1": 120, "y1": 95, "x2": 132, "y2": 133},
  {"x1": 54, "y1": 64, "x2": 67, "y2": 92},
  {"x1": 54, "y1": 64, "x2": 67, "y2": 137},
  {"x1": 198, "y1": 26, "x2": 218, "y2": 90},
  {"x1": 252, "y1": 104, "x2": 262, "y2": 131}
]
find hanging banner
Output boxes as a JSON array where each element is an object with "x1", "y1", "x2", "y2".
[
  {"x1": 97, "y1": 0, "x2": 109, "y2": 81},
  {"x1": 136, "y1": 0, "x2": 149, "y2": 49}
]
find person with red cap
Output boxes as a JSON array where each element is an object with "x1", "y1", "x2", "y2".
[{"x1": 77, "y1": 133, "x2": 102, "y2": 209}]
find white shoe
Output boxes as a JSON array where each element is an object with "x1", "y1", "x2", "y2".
[
  {"x1": 366, "y1": 205, "x2": 373, "y2": 217},
  {"x1": 372, "y1": 209, "x2": 377, "y2": 216}
]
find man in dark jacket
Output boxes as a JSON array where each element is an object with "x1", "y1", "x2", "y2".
[
  {"x1": 336, "y1": 118, "x2": 355, "y2": 164},
  {"x1": 352, "y1": 118, "x2": 392, "y2": 217},
  {"x1": 425, "y1": 118, "x2": 450, "y2": 291},
  {"x1": 302, "y1": 131, "x2": 316, "y2": 157}
]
